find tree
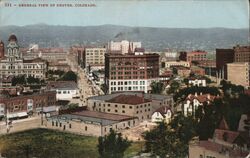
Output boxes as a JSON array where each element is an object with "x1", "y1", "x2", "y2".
[
  {"x1": 60, "y1": 71, "x2": 77, "y2": 82},
  {"x1": 144, "y1": 114, "x2": 196, "y2": 158},
  {"x1": 97, "y1": 129, "x2": 131, "y2": 158},
  {"x1": 11, "y1": 75, "x2": 26, "y2": 86},
  {"x1": 101, "y1": 84, "x2": 108, "y2": 94},
  {"x1": 26, "y1": 76, "x2": 40, "y2": 85},
  {"x1": 196, "y1": 100, "x2": 222, "y2": 140},
  {"x1": 151, "y1": 81, "x2": 164, "y2": 94},
  {"x1": 167, "y1": 81, "x2": 180, "y2": 94}
]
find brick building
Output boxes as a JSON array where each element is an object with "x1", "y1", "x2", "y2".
[
  {"x1": 234, "y1": 45, "x2": 250, "y2": 62},
  {"x1": 216, "y1": 49, "x2": 235, "y2": 79},
  {"x1": 227, "y1": 62, "x2": 250, "y2": 88},
  {"x1": 0, "y1": 91, "x2": 57, "y2": 118},
  {"x1": 105, "y1": 51, "x2": 159, "y2": 94},
  {"x1": 179, "y1": 50, "x2": 207, "y2": 63},
  {"x1": 216, "y1": 46, "x2": 250, "y2": 80}
]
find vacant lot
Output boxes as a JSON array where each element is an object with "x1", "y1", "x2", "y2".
[{"x1": 0, "y1": 128, "x2": 143, "y2": 158}]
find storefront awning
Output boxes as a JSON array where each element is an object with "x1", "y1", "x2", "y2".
[{"x1": 7, "y1": 112, "x2": 28, "y2": 119}]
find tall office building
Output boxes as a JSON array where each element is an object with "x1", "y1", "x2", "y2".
[{"x1": 105, "y1": 49, "x2": 159, "y2": 94}]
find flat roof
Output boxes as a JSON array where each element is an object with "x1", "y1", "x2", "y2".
[
  {"x1": 49, "y1": 111, "x2": 136, "y2": 126},
  {"x1": 107, "y1": 94, "x2": 151, "y2": 105},
  {"x1": 87, "y1": 92, "x2": 172, "y2": 102},
  {"x1": 47, "y1": 81, "x2": 78, "y2": 90}
]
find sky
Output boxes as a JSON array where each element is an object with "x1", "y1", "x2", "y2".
[{"x1": 0, "y1": 0, "x2": 249, "y2": 28}]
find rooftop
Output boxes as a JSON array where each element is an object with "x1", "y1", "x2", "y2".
[
  {"x1": 50, "y1": 110, "x2": 136, "y2": 126},
  {"x1": 88, "y1": 92, "x2": 172, "y2": 102},
  {"x1": 194, "y1": 140, "x2": 249, "y2": 158},
  {"x1": 47, "y1": 81, "x2": 78, "y2": 90},
  {"x1": 107, "y1": 94, "x2": 151, "y2": 105},
  {"x1": 23, "y1": 57, "x2": 46, "y2": 63},
  {"x1": 154, "y1": 106, "x2": 172, "y2": 117}
]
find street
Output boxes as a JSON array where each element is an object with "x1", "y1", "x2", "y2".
[{"x1": 66, "y1": 53, "x2": 103, "y2": 107}]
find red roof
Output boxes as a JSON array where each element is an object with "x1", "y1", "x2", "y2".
[
  {"x1": 154, "y1": 106, "x2": 172, "y2": 117},
  {"x1": 197, "y1": 140, "x2": 249, "y2": 157},
  {"x1": 214, "y1": 129, "x2": 239, "y2": 143},
  {"x1": 186, "y1": 93, "x2": 218, "y2": 103},
  {"x1": 218, "y1": 117, "x2": 230, "y2": 130},
  {"x1": 107, "y1": 94, "x2": 151, "y2": 105}
]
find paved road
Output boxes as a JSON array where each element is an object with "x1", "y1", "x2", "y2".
[
  {"x1": 0, "y1": 116, "x2": 41, "y2": 135},
  {"x1": 66, "y1": 53, "x2": 103, "y2": 107}
]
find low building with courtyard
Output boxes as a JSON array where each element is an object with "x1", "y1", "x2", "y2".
[
  {"x1": 87, "y1": 92, "x2": 174, "y2": 122},
  {"x1": 45, "y1": 110, "x2": 139, "y2": 136}
]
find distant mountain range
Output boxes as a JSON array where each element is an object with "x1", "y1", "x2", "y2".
[{"x1": 0, "y1": 24, "x2": 248, "y2": 51}]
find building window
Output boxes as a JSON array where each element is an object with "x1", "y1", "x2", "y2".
[
  {"x1": 85, "y1": 126, "x2": 88, "y2": 131},
  {"x1": 122, "y1": 110, "x2": 125, "y2": 113},
  {"x1": 56, "y1": 122, "x2": 58, "y2": 127},
  {"x1": 122, "y1": 105, "x2": 125, "y2": 108},
  {"x1": 129, "y1": 106, "x2": 132, "y2": 109},
  {"x1": 60, "y1": 123, "x2": 62, "y2": 127},
  {"x1": 52, "y1": 121, "x2": 54, "y2": 126},
  {"x1": 115, "y1": 110, "x2": 118, "y2": 113},
  {"x1": 69, "y1": 124, "x2": 72, "y2": 128}
]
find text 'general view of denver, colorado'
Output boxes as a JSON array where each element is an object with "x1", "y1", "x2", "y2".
[{"x1": 0, "y1": 0, "x2": 249, "y2": 158}]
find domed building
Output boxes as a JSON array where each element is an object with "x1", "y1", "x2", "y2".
[{"x1": 0, "y1": 34, "x2": 47, "y2": 79}]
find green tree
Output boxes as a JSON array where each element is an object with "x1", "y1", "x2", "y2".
[
  {"x1": 98, "y1": 129, "x2": 131, "y2": 158},
  {"x1": 11, "y1": 75, "x2": 26, "y2": 86},
  {"x1": 151, "y1": 81, "x2": 164, "y2": 94},
  {"x1": 101, "y1": 84, "x2": 108, "y2": 94},
  {"x1": 60, "y1": 71, "x2": 77, "y2": 82},
  {"x1": 144, "y1": 114, "x2": 196, "y2": 158},
  {"x1": 27, "y1": 76, "x2": 40, "y2": 85},
  {"x1": 167, "y1": 81, "x2": 180, "y2": 94}
]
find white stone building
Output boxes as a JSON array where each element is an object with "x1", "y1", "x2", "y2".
[
  {"x1": 108, "y1": 40, "x2": 141, "y2": 54},
  {"x1": 47, "y1": 81, "x2": 80, "y2": 100},
  {"x1": 0, "y1": 34, "x2": 47, "y2": 79},
  {"x1": 188, "y1": 78, "x2": 206, "y2": 87}
]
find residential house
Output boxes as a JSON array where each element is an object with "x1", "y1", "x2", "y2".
[
  {"x1": 183, "y1": 93, "x2": 218, "y2": 116},
  {"x1": 151, "y1": 106, "x2": 172, "y2": 123},
  {"x1": 189, "y1": 118, "x2": 250, "y2": 158}
]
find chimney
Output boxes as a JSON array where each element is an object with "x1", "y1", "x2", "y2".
[
  {"x1": 207, "y1": 94, "x2": 211, "y2": 100},
  {"x1": 195, "y1": 92, "x2": 198, "y2": 97}
]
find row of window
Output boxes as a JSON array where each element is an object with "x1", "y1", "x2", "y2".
[
  {"x1": 110, "y1": 81, "x2": 145, "y2": 86},
  {"x1": 94, "y1": 102, "x2": 151, "y2": 109},
  {"x1": 110, "y1": 86, "x2": 145, "y2": 91}
]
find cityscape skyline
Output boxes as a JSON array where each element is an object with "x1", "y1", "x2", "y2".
[{"x1": 0, "y1": 0, "x2": 249, "y2": 29}]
